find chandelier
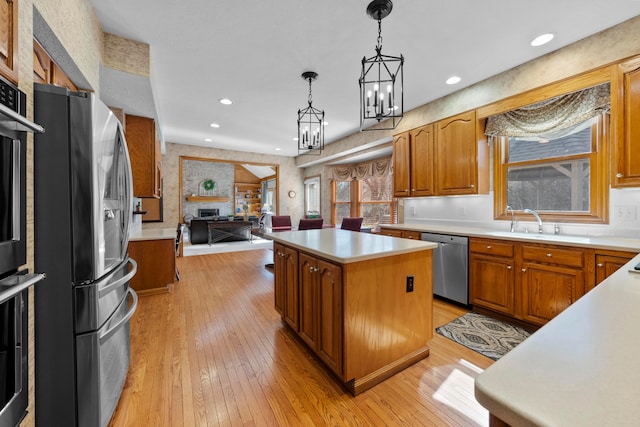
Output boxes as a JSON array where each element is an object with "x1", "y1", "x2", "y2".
[
  {"x1": 359, "y1": 0, "x2": 404, "y2": 131},
  {"x1": 297, "y1": 71, "x2": 324, "y2": 155}
]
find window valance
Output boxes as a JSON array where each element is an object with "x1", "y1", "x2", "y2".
[
  {"x1": 328, "y1": 156, "x2": 392, "y2": 181},
  {"x1": 485, "y1": 83, "x2": 610, "y2": 138}
]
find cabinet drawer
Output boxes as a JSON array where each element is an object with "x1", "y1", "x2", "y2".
[
  {"x1": 404, "y1": 230, "x2": 422, "y2": 240},
  {"x1": 522, "y1": 245, "x2": 583, "y2": 268},
  {"x1": 470, "y1": 239, "x2": 514, "y2": 258}
]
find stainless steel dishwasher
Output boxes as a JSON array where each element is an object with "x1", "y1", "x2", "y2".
[{"x1": 421, "y1": 232, "x2": 469, "y2": 305}]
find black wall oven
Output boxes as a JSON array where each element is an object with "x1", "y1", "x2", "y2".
[{"x1": 0, "y1": 75, "x2": 45, "y2": 427}]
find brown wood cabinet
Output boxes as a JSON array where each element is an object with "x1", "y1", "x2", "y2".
[
  {"x1": 520, "y1": 257, "x2": 583, "y2": 326},
  {"x1": 126, "y1": 114, "x2": 162, "y2": 198},
  {"x1": 33, "y1": 39, "x2": 77, "y2": 90},
  {"x1": 379, "y1": 227, "x2": 421, "y2": 240},
  {"x1": 141, "y1": 196, "x2": 163, "y2": 222},
  {"x1": 272, "y1": 238, "x2": 433, "y2": 395},
  {"x1": 469, "y1": 239, "x2": 516, "y2": 316},
  {"x1": 392, "y1": 111, "x2": 488, "y2": 198},
  {"x1": 393, "y1": 124, "x2": 434, "y2": 197},
  {"x1": 128, "y1": 237, "x2": 175, "y2": 296},
  {"x1": 435, "y1": 111, "x2": 488, "y2": 195},
  {"x1": 298, "y1": 252, "x2": 343, "y2": 375},
  {"x1": 274, "y1": 243, "x2": 299, "y2": 330},
  {"x1": 470, "y1": 237, "x2": 587, "y2": 327},
  {"x1": 0, "y1": 0, "x2": 18, "y2": 84},
  {"x1": 594, "y1": 250, "x2": 636, "y2": 286},
  {"x1": 613, "y1": 56, "x2": 640, "y2": 187}
]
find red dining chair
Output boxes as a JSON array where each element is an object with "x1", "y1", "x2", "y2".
[
  {"x1": 340, "y1": 217, "x2": 363, "y2": 232},
  {"x1": 298, "y1": 218, "x2": 324, "y2": 230},
  {"x1": 271, "y1": 215, "x2": 292, "y2": 231}
]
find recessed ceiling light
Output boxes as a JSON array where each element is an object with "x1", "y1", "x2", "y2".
[
  {"x1": 219, "y1": 98, "x2": 232, "y2": 105},
  {"x1": 446, "y1": 76, "x2": 461, "y2": 85},
  {"x1": 210, "y1": 122, "x2": 220, "y2": 128},
  {"x1": 204, "y1": 138, "x2": 212, "y2": 142},
  {"x1": 275, "y1": 148, "x2": 281, "y2": 151},
  {"x1": 531, "y1": 33, "x2": 554, "y2": 47}
]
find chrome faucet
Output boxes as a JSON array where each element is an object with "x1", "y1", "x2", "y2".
[
  {"x1": 506, "y1": 205, "x2": 516, "y2": 232},
  {"x1": 523, "y1": 208, "x2": 544, "y2": 233}
]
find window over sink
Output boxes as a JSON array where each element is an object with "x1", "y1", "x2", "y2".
[{"x1": 489, "y1": 82, "x2": 610, "y2": 224}]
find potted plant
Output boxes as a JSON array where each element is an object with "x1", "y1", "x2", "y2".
[{"x1": 227, "y1": 213, "x2": 234, "y2": 222}]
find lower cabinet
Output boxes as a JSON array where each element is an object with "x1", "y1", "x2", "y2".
[
  {"x1": 379, "y1": 227, "x2": 422, "y2": 240},
  {"x1": 128, "y1": 237, "x2": 176, "y2": 296},
  {"x1": 273, "y1": 243, "x2": 299, "y2": 330},
  {"x1": 299, "y1": 253, "x2": 343, "y2": 374},
  {"x1": 594, "y1": 251, "x2": 636, "y2": 286},
  {"x1": 470, "y1": 238, "x2": 588, "y2": 327},
  {"x1": 470, "y1": 255, "x2": 515, "y2": 316},
  {"x1": 520, "y1": 261, "x2": 583, "y2": 326}
]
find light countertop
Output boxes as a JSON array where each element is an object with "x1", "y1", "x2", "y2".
[
  {"x1": 264, "y1": 228, "x2": 436, "y2": 264},
  {"x1": 474, "y1": 253, "x2": 640, "y2": 426},
  {"x1": 381, "y1": 223, "x2": 640, "y2": 252},
  {"x1": 129, "y1": 228, "x2": 177, "y2": 241}
]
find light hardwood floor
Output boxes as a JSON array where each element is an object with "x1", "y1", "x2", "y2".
[{"x1": 109, "y1": 249, "x2": 494, "y2": 427}]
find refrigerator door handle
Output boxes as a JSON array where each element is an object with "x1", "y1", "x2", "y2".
[
  {"x1": 100, "y1": 287, "x2": 138, "y2": 344},
  {"x1": 98, "y1": 258, "x2": 138, "y2": 297},
  {"x1": 98, "y1": 258, "x2": 137, "y2": 298}
]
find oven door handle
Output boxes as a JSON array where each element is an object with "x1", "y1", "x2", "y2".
[
  {"x1": 0, "y1": 273, "x2": 46, "y2": 305},
  {"x1": 100, "y1": 287, "x2": 138, "y2": 344},
  {"x1": 98, "y1": 258, "x2": 137, "y2": 298}
]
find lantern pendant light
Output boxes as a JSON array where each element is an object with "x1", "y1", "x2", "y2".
[
  {"x1": 297, "y1": 71, "x2": 324, "y2": 155},
  {"x1": 359, "y1": 0, "x2": 404, "y2": 131}
]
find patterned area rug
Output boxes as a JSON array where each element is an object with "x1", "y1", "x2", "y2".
[{"x1": 436, "y1": 312, "x2": 531, "y2": 361}]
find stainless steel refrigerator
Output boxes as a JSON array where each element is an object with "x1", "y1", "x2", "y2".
[{"x1": 33, "y1": 84, "x2": 138, "y2": 427}]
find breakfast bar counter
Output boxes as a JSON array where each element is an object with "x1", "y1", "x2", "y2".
[
  {"x1": 266, "y1": 229, "x2": 436, "y2": 395},
  {"x1": 474, "y1": 253, "x2": 640, "y2": 426}
]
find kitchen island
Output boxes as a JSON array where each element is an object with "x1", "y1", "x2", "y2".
[
  {"x1": 266, "y1": 228, "x2": 436, "y2": 395},
  {"x1": 474, "y1": 253, "x2": 640, "y2": 426}
]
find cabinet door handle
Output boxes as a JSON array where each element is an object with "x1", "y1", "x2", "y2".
[
  {"x1": 309, "y1": 266, "x2": 314, "y2": 272},
  {"x1": 314, "y1": 267, "x2": 320, "y2": 272},
  {"x1": 616, "y1": 173, "x2": 623, "y2": 178},
  {"x1": 507, "y1": 266, "x2": 512, "y2": 270},
  {"x1": 486, "y1": 245, "x2": 492, "y2": 249},
  {"x1": 521, "y1": 268, "x2": 527, "y2": 272},
  {"x1": 470, "y1": 184, "x2": 475, "y2": 188},
  {"x1": 597, "y1": 263, "x2": 604, "y2": 267},
  {"x1": 546, "y1": 253, "x2": 552, "y2": 257},
  {"x1": 404, "y1": 189, "x2": 409, "y2": 192}
]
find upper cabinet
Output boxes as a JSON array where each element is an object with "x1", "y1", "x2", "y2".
[
  {"x1": 393, "y1": 111, "x2": 488, "y2": 197},
  {"x1": 0, "y1": 0, "x2": 18, "y2": 84},
  {"x1": 33, "y1": 40, "x2": 77, "y2": 91},
  {"x1": 613, "y1": 56, "x2": 640, "y2": 187},
  {"x1": 435, "y1": 111, "x2": 488, "y2": 195},
  {"x1": 393, "y1": 124, "x2": 435, "y2": 197},
  {"x1": 126, "y1": 114, "x2": 162, "y2": 198}
]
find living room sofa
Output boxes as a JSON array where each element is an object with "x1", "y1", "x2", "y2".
[{"x1": 188, "y1": 216, "x2": 258, "y2": 244}]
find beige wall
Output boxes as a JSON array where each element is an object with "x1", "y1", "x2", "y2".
[
  {"x1": 18, "y1": 1, "x2": 103, "y2": 425},
  {"x1": 149, "y1": 143, "x2": 306, "y2": 230}
]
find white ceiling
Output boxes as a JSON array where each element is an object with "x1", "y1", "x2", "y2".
[{"x1": 91, "y1": 1, "x2": 640, "y2": 159}]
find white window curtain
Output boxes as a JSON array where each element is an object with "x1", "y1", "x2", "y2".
[
  {"x1": 485, "y1": 83, "x2": 610, "y2": 138},
  {"x1": 328, "y1": 156, "x2": 392, "y2": 181}
]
